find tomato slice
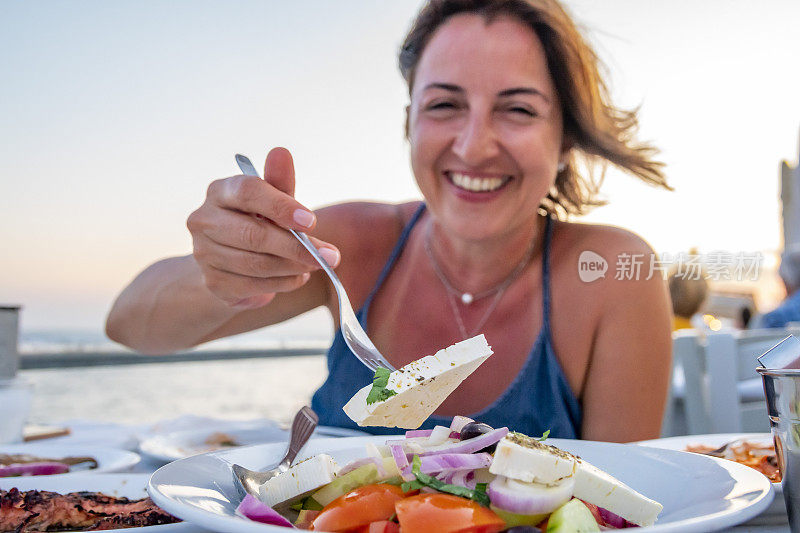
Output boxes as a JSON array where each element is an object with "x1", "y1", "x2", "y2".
[
  {"x1": 352, "y1": 520, "x2": 401, "y2": 533},
  {"x1": 311, "y1": 484, "x2": 405, "y2": 532},
  {"x1": 394, "y1": 493, "x2": 505, "y2": 533}
]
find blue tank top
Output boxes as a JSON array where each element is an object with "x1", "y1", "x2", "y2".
[{"x1": 311, "y1": 204, "x2": 582, "y2": 438}]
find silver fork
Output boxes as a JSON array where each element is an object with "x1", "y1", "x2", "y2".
[
  {"x1": 232, "y1": 406, "x2": 318, "y2": 499},
  {"x1": 235, "y1": 154, "x2": 395, "y2": 372}
]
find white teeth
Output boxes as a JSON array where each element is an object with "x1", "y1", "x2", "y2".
[{"x1": 449, "y1": 172, "x2": 507, "y2": 192}]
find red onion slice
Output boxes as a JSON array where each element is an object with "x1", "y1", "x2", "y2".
[
  {"x1": 0, "y1": 462, "x2": 70, "y2": 477},
  {"x1": 487, "y1": 475, "x2": 575, "y2": 516},
  {"x1": 416, "y1": 453, "x2": 492, "y2": 475},
  {"x1": 419, "y1": 427, "x2": 509, "y2": 456},
  {"x1": 405, "y1": 429, "x2": 433, "y2": 438},
  {"x1": 597, "y1": 505, "x2": 639, "y2": 528},
  {"x1": 236, "y1": 494, "x2": 295, "y2": 528},
  {"x1": 390, "y1": 445, "x2": 414, "y2": 481},
  {"x1": 338, "y1": 456, "x2": 387, "y2": 478},
  {"x1": 442, "y1": 470, "x2": 477, "y2": 489}
]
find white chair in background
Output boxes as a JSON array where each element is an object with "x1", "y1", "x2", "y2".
[{"x1": 668, "y1": 328, "x2": 800, "y2": 435}]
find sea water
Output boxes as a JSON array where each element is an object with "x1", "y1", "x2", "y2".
[{"x1": 21, "y1": 355, "x2": 329, "y2": 426}]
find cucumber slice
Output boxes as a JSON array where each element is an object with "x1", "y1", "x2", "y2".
[
  {"x1": 546, "y1": 499, "x2": 600, "y2": 533},
  {"x1": 490, "y1": 505, "x2": 547, "y2": 527}
]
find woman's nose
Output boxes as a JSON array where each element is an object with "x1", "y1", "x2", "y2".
[{"x1": 451, "y1": 114, "x2": 500, "y2": 165}]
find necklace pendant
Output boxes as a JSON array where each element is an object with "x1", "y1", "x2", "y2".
[{"x1": 461, "y1": 293, "x2": 474, "y2": 305}]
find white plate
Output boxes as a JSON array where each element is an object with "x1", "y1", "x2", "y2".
[
  {"x1": 633, "y1": 433, "x2": 785, "y2": 523},
  {"x1": 0, "y1": 443, "x2": 140, "y2": 475},
  {"x1": 148, "y1": 436, "x2": 774, "y2": 533},
  {"x1": 0, "y1": 473, "x2": 206, "y2": 532},
  {"x1": 139, "y1": 422, "x2": 367, "y2": 463}
]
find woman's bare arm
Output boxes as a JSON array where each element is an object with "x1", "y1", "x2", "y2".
[
  {"x1": 105, "y1": 253, "x2": 330, "y2": 354},
  {"x1": 579, "y1": 234, "x2": 673, "y2": 443}
]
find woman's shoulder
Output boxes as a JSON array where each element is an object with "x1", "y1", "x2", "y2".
[
  {"x1": 553, "y1": 218, "x2": 656, "y2": 258},
  {"x1": 550, "y1": 219, "x2": 661, "y2": 300}
]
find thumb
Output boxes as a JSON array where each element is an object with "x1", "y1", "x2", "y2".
[{"x1": 264, "y1": 147, "x2": 295, "y2": 197}]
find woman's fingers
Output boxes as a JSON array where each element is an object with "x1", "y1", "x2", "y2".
[
  {"x1": 201, "y1": 265, "x2": 311, "y2": 306},
  {"x1": 195, "y1": 239, "x2": 311, "y2": 278},
  {"x1": 264, "y1": 147, "x2": 296, "y2": 197},
  {"x1": 189, "y1": 208, "x2": 340, "y2": 268},
  {"x1": 208, "y1": 174, "x2": 316, "y2": 231}
]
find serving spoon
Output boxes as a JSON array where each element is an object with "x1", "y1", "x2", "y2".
[{"x1": 232, "y1": 406, "x2": 318, "y2": 499}]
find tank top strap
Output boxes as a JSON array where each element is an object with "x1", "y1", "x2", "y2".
[
  {"x1": 541, "y1": 215, "x2": 555, "y2": 330},
  {"x1": 359, "y1": 203, "x2": 427, "y2": 313}
]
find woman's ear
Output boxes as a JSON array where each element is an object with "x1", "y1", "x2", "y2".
[
  {"x1": 404, "y1": 104, "x2": 411, "y2": 140},
  {"x1": 559, "y1": 135, "x2": 575, "y2": 166}
]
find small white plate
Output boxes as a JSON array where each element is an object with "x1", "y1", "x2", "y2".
[
  {"x1": 0, "y1": 443, "x2": 140, "y2": 476},
  {"x1": 148, "y1": 436, "x2": 774, "y2": 533},
  {"x1": 633, "y1": 433, "x2": 785, "y2": 523},
  {"x1": 139, "y1": 422, "x2": 367, "y2": 463},
  {"x1": 0, "y1": 473, "x2": 206, "y2": 532}
]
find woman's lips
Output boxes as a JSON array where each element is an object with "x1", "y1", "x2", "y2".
[{"x1": 444, "y1": 171, "x2": 513, "y2": 201}]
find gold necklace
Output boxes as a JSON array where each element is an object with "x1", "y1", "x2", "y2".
[{"x1": 424, "y1": 224, "x2": 537, "y2": 339}]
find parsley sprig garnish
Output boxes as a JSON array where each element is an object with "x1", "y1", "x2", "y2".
[{"x1": 366, "y1": 367, "x2": 398, "y2": 405}]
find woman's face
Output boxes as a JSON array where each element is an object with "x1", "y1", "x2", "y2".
[{"x1": 408, "y1": 13, "x2": 565, "y2": 241}]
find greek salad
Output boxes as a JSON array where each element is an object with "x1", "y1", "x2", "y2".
[{"x1": 235, "y1": 416, "x2": 662, "y2": 532}]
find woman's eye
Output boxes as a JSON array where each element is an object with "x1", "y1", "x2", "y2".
[
  {"x1": 507, "y1": 106, "x2": 536, "y2": 117},
  {"x1": 427, "y1": 101, "x2": 457, "y2": 111}
]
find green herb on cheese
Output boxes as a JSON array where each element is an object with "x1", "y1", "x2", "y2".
[
  {"x1": 537, "y1": 429, "x2": 551, "y2": 441},
  {"x1": 366, "y1": 367, "x2": 398, "y2": 405}
]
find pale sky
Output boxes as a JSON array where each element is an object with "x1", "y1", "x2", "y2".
[{"x1": 1, "y1": 0, "x2": 799, "y2": 334}]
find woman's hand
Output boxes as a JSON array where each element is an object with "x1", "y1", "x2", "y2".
[{"x1": 186, "y1": 147, "x2": 341, "y2": 309}]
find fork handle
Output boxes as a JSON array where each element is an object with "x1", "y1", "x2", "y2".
[{"x1": 280, "y1": 406, "x2": 319, "y2": 470}]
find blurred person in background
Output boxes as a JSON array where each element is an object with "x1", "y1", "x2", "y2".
[
  {"x1": 668, "y1": 269, "x2": 708, "y2": 331},
  {"x1": 106, "y1": 0, "x2": 673, "y2": 442},
  {"x1": 758, "y1": 245, "x2": 800, "y2": 328}
]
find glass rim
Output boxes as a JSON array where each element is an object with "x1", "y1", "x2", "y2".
[{"x1": 757, "y1": 366, "x2": 800, "y2": 377}]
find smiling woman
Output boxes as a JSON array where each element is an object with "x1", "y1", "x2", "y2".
[{"x1": 105, "y1": 0, "x2": 673, "y2": 443}]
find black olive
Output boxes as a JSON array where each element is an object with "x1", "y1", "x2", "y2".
[
  {"x1": 459, "y1": 422, "x2": 497, "y2": 453},
  {"x1": 459, "y1": 422, "x2": 494, "y2": 440},
  {"x1": 503, "y1": 527, "x2": 540, "y2": 533}
]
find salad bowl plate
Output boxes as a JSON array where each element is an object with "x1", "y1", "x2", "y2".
[
  {"x1": 148, "y1": 435, "x2": 773, "y2": 533},
  {"x1": 0, "y1": 443, "x2": 141, "y2": 476}
]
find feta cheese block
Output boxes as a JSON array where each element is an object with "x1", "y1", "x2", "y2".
[
  {"x1": 573, "y1": 458, "x2": 663, "y2": 527},
  {"x1": 342, "y1": 334, "x2": 493, "y2": 429},
  {"x1": 489, "y1": 432, "x2": 578, "y2": 485},
  {"x1": 258, "y1": 453, "x2": 339, "y2": 507}
]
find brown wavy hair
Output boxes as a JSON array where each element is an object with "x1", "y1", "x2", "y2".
[{"x1": 399, "y1": 0, "x2": 670, "y2": 217}]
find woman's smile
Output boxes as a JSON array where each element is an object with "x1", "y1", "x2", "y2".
[{"x1": 443, "y1": 170, "x2": 513, "y2": 201}]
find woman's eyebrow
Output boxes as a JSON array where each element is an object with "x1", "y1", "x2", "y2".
[
  {"x1": 422, "y1": 83, "x2": 550, "y2": 104},
  {"x1": 423, "y1": 82, "x2": 463, "y2": 93},
  {"x1": 498, "y1": 87, "x2": 550, "y2": 103}
]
